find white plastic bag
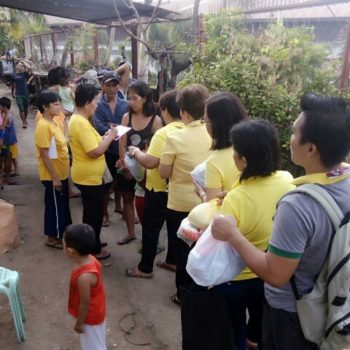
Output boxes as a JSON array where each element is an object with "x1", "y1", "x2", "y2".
[
  {"x1": 186, "y1": 225, "x2": 245, "y2": 287},
  {"x1": 191, "y1": 161, "x2": 206, "y2": 190},
  {"x1": 177, "y1": 217, "x2": 203, "y2": 246},
  {"x1": 124, "y1": 154, "x2": 145, "y2": 182}
]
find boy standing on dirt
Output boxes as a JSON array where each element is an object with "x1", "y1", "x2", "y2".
[{"x1": 64, "y1": 224, "x2": 107, "y2": 350}]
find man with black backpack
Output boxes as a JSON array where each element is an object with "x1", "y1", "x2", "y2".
[{"x1": 212, "y1": 93, "x2": 350, "y2": 349}]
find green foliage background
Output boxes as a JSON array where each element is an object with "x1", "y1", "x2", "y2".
[{"x1": 181, "y1": 11, "x2": 346, "y2": 173}]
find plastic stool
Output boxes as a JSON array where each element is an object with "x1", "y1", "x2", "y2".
[{"x1": 0, "y1": 267, "x2": 26, "y2": 342}]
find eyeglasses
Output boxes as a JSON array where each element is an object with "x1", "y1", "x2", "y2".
[{"x1": 200, "y1": 117, "x2": 211, "y2": 124}]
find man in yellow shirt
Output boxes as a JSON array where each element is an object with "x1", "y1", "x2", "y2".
[{"x1": 124, "y1": 90, "x2": 184, "y2": 278}]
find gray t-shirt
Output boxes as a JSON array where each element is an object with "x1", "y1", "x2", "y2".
[{"x1": 265, "y1": 177, "x2": 350, "y2": 313}]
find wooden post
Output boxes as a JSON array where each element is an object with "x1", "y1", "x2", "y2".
[
  {"x1": 39, "y1": 35, "x2": 44, "y2": 62},
  {"x1": 29, "y1": 36, "x2": 34, "y2": 62},
  {"x1": 70, "y1": 42, "x2": 75, "y2": 66},
  {"x1": 93, "y1": 28, "x2": 99, "y2": 66},
  {"x1": 51, "y1": 32, "x2": 57, "y2": 65},
  {"x1": 340, "y1": 17, "x2": 350, "y2": 92},
  {"x1": 105, "y1": 26, "x2": 116, "y2": 65},
  {"x1": 131, "y1": 24, "x2": 138, "y2": 79}
]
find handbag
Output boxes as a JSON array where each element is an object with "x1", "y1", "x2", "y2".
[
  {"x1": 102, "y1": 165, "x2": 113, "y2": 184},
  {"x1": 181, "y1": 285, "x2": 235, "y2": 350}
]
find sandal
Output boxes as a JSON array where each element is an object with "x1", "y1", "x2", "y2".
[
  {"x1": 157, "y1": 261, "x2": 176, "y2": 272},
  {"x1": 45, "y1": 241, "x2": 63, "y2": 250},
  {"x1": 171, "y1": 293, "x2": 181, "y2": 306},
  {"x1": 138, "y1": 245, "x2": 165, "y2": 255},
  {"x1": 101, "y1": 241, "x2": 108, "y2": 248},
  {"x1": 125, "y1": 267, "x2": 153, "y2": 279},
  {"x1": 94, "y1": 250, "x2": 111, "y2": 260},
  {"x1": 102, "y1": 217, "x2": 110, "y2": 227},
  {"x1": 117, "y1": 236, "x2": 136, "y2": 245}
]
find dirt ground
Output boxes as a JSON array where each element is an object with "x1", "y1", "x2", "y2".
[{"x1": 0, "y1": 84, "x2": 181, "y2": 350}]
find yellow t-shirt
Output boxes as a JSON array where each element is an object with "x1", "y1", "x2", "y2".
[
  {"x1": 220, "y1": 170, "x2": 295, "y2": 281},
  {"x1": 205, "y1": 147, "x2": 240, "y2": 191},
  {"x1": 69, "y1": 114, "x2": 105, "y2": 185},
  {"x1": 34, "y1": 117, "x2": 69, "y2": 181},
  {"x1": 35, "y1": 111, "x2": 65, "y2": 133},
  {"x1": 161, "y1": 120, "x2": 212, "y2": 212},
  {"x1": 146, "y1": 121, "x2": 184, "y2": 192}
]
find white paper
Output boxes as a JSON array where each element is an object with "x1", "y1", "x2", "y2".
[
  {"x1": 48, "y1": 136, "x2": 58, "y2": 159},
  {"x1": 114, "y1": 125, "x2": 131, "y2": 141}
]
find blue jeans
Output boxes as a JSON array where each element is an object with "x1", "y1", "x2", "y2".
[{"x1": 213, "y1": 278, "x2": 264, "y2": 350}]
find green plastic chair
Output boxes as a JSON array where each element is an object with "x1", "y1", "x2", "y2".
[{"x1": 0, "y1": 267, "x2": 26, "y2": 343}]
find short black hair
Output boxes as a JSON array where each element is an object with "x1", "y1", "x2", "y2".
[
  {"x1": 36, "y1": 90, "x2": 60, "y2": 113},
  {"x1": 127, "y1": 81, "x2": 156, "y2": 117},
  {"x1": 206, "y1": 92, "x2": 248, "y2": 150},
  {"x1": 159, "y1": 90, "x2": 180, "y2": 120},
  {"x1": 0, "y1": 97, "x2": 11, "y2": 110},
  {"x1": 48, "y1": 66, "x2": 66, "y2": 86},
  {"x1": 75, "y1": 83, "x2": 100, "y2": 108},
  {"x1": 176, "y1": 84, "x2": 209, "y2": 120},
  {"x1": 300, "y1": 93, "x2": 350, "y2": 168},
  {"x1": 64, "y1": 224, "x2": 95, "y2": 255},
  {"x1": 231, "y1": 119, "x2": 281, "y2": 181}
]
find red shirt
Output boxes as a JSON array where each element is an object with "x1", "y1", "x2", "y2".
[{"x1": 68, "y1": 255, "x2": 106, "y2": 325}]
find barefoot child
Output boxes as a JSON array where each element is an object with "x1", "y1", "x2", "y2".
[{"x1": 64, "y1": 223, "x2": 107, "y2": 350}]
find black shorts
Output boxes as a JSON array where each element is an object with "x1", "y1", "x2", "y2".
[{"x1": 116, "y1": 172, "x2": 136, "y2": 192}]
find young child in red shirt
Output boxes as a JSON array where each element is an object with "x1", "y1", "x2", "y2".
[{"x1": 64, "y1": 223, "x2": 107, "y2": 350}]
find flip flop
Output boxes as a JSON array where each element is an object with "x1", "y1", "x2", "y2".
[
  {"x1": 114, "y1": 208, "x2": 123, "y2": 214},
  {"x1": 94, "y1": 251, "x2": 111, "y2": 260},
  {"x1": 125, "y1": 267, "x2": 153, "y2": 279},
  {"x1": 45, "y1": 241, "x2": 63, "y2": 250},
  {"x1": 102, "y1": 218, "x2": 110, "y2": 227},
  {"x1": 138, "y1": 245, "x2": 165, "y2": 255},
  {"x1": 157, "y1": 261, "x2": 176, "y2": 272},
  {"x1": 171, "y1": 293, "x2": 181, "y2": 306},
  {"x1": 117, "y1": 236, "x2": 136, "y2": 245}
]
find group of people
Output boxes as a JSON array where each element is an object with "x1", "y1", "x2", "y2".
[{"x1": 5, "y1": 59, "x2": 350, "y2": 350}]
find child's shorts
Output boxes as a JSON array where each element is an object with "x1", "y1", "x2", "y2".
[
  {"x1": 80, "y1": 320, "x2": 106, "y2": 350},
  {"x1": 10, "y1": 144, "x2": 18, "y2": 159},
  {"x1": 0, "y1": 145, "x2": 11, "y2": 157}
]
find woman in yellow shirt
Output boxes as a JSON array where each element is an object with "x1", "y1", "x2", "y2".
[
  {"x1": 197, "y1": 92, "x2": 248, "y2": 202},
  {"x1": 69, "y1": 84, "x2": 118, "y2": 260},
  {"x1": 34, "y1": 90, "x2": 71, "y2": 249},
  {"x1": 212, "y1": 120, "x2": 294, "y2": 349},
  {"x1": 160, "y1": 84, "x2": 212, "y2": 304}
]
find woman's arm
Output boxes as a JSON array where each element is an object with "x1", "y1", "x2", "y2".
[
  {"x1": 39, "y1": 148, "x2": 62, "y2": 191},
  {"x1": 152, "y1": 116, "x2": 163, "y2": 133},
  {"x1": 159, "y1": 164, "x2": 173, "y2": 178},
  {"x1": 87, "y1": 127, "x2": 118, "y2": 159},
  {"x1": 118, "y1": 113, "x2": 129, "y2": 165},
  {"x1": 128, "y1": 146, "x2": 159, "y2": 169}
]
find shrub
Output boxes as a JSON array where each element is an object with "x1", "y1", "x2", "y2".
[{"x1": 181, "y1": 10, "x2": 346, "y2": 174}]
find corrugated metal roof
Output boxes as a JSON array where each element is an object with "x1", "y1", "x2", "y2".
[{"x1": 0, "y1": 0, "x2": 177, "y2": 24}]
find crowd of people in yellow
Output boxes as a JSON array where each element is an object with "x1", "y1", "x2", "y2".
[{"x1": 2, "y1": 61, "x2": 350, "y2": 350}]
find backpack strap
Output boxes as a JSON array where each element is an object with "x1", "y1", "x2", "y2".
[
  {"x1": 294, "y1": 184, "x2": 343, "y2": 228},
  {"x1": 286, "y1": 184, "x2": 343, "y2": 300}
]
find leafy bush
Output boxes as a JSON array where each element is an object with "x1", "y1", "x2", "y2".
[{"x1": 181, "y1": 10, "x2": 346, "y2": 173}]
